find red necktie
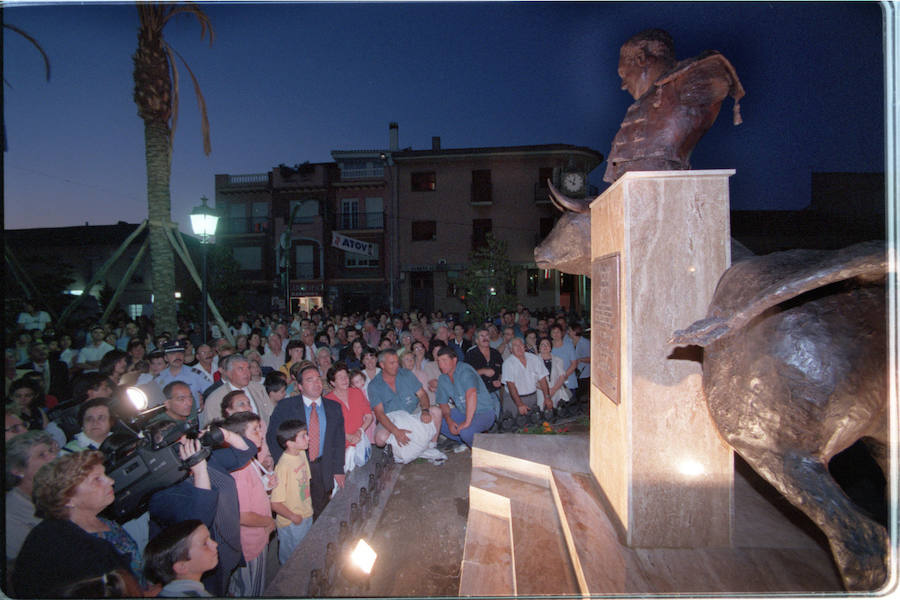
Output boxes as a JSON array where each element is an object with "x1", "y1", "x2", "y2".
[{"x1": 308, "y1": 402, "x2": 320, "y2": 461}]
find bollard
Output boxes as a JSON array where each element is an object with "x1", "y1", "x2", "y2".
[
  {"x1": 339, "y1": 520, "x2": 349, "y2": 545},
  {"x1": 308, "y1": 568, "x2": 321, "y2": 597},
  {"x1": 350, "y1": 502, "x2": 360, "y2": 533}
]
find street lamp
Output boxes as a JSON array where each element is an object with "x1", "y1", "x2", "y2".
[{"x1": 190, "y1": 196, "x2": 219, "y2": 344}]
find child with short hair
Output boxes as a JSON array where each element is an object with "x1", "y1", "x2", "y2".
[
  {"x1": 271, "y1": 419, "x2": 314, "y2": 565},
  {"x1": 144, "y1": 520, "x2": 218, "y2": 597},
  {"x1": 221, "y1": 412, "x2": 275, "y2": 596}
]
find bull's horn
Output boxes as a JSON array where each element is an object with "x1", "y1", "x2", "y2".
[{"x1": 547, "y1": 179, "x2": 591, "y2": 213}]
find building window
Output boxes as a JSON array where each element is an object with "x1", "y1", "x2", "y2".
[
  {"x1": 233, "y1": 246, "x2": 262, "y2": 271},
  {"x1": 411, "y1": 171, "x2": 436, "y2": 192},
  {"x1": 294, "y1": 244, "x2": 316, "y2": 279},
  {"x1": 340, "y1": 198, "x2": 359, "y2": 229},
  {"x1": 227, "y1": 202, "x2": 248, "y2": 233},
  {"x1": 289, "y1": 199, "x2": 318, "y2": 224},
  {"x1": 412, "y1": 220, "x2": 437, "y2": 241},
  {"x1": 471, "y1": 169, "x2": 492, "y2": 204},
  {"x1": 364, "y1": 197, "x2": 384, "y2": 228},
  {"x1": 251, "y1": 201, "x2": 269, "y2": 232},
  {"x1": 472, "y1": 219, "x2": 492, "y2": 249},
  {"x1": 344, "y1": 246, "x2": 380, "y2": 268},
  {"x1": 538, "y1": 167, "x2": 554, "y2": 185}
]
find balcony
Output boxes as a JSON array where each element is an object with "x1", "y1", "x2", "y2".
[
  {"x1": 221, "y1": 217, "x2": 270, "y2": 235},
  {"x1": 471, "y1": 182, "x2": 493, "y2": 205},
  {"x1": 226, "y1": 173, "x2": 269, "y2": 186},
  {"x1": 332, "y1": 211, "x2": 384, "y2": 230},
  {"x1": 340, "y1": 166, "x2": 384, "y2": 180}
]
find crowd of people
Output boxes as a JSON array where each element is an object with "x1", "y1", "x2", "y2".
[{"x1": 5, "y1": 301, "x2": 589, "y2": 597}]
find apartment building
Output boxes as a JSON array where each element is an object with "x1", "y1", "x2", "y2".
[{"x1": 215, "y1": 124, "x2": 603, "y2": 316}]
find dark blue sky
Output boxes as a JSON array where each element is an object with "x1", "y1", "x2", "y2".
[{"x1": 3, "y1": 2, "x2": 885, "y2": 232}]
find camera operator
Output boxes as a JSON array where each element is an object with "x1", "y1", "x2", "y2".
[{"x1": 147, "y1": 422, "x2": 257, "y2": 597}]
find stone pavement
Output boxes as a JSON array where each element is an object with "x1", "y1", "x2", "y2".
[{"x1": 330, "y1": 444, "x2": 473, "y2": 597}]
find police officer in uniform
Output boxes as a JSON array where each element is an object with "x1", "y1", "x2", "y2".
[{"x1": 154, "y1": 340, "x2": 212, "y2": 412}]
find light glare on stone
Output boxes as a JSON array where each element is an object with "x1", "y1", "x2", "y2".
[
  {"x1": 350, "y1": 539, "x2": 377, "y2": 574},
  {"x1": 679, "y1": 459, "x2": 705, "y2": 477},
  {"x1": 125, "y1": 387, "x2": 148, "y2": 411}
]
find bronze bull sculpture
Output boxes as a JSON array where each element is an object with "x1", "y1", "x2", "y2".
[{"x1": 536, "y1": 185, "x2": 889, "y2": 591}]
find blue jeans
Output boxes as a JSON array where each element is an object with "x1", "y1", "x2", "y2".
[
  {"x1": 439, "y1": 408, "x2": 496, "y2": 448},
  {"x1": 277, "y1": 516, "x2": 313, "y2": 564}
]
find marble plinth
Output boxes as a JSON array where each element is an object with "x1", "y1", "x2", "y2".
[{"x1": 589, "y1": 170, "x2": 735, "y2": 548}]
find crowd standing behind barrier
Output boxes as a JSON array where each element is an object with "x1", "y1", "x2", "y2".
[{"x1": 4, "y1": 300, "x2": 587, "y2": 596}]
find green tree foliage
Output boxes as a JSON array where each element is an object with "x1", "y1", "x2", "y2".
[{"x1": 457, "y1": 234, "x2": 519, "y2": 323}]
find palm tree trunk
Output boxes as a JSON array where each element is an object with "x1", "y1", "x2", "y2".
[{"x1": 144, "y1": 118, "x2": 177, "y2": 334}]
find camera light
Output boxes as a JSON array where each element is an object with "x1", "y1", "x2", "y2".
[
  {"x1": 125, "y1": 387, "x2": 148, "y2": 411},
  {"x1": 350, "y1": 539, "x2": 377, "y2": 575}
]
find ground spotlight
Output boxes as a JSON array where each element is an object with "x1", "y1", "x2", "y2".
[{"x1": 349, "y1": 539, "x2": 377, "y2": 575}]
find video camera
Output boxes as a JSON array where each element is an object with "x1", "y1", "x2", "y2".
[{"x1": 99, "y1": 408, "x2": 225, "y2": 524}]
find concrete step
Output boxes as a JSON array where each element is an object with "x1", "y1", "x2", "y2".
[
  {"x1": 469, "y1": 466, "x2": 580, "y2": 595},
  {"x1": 458, "y1": 487, "x2": 516, "y2": 596},
  {"x1": 461, "y1": 434, "x2": 843, "y2": 595}
]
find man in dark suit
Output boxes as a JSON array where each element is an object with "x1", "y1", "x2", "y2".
[
  {"x1": 266, "y1": 362, "x2": 345, "y2": 518},
  {"x1": 18, "y1": 340, "x2": 71, "y2": 401}
]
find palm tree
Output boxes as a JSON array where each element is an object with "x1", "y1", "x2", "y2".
[
  {"x1": 133, "y1": 2, "x2": 213, "y2": 334},
  {"x1": 3, "y1": 24, "x2": 51, "y2": 152}
]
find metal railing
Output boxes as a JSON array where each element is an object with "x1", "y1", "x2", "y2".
[
  {"x1": 340, "y1": 166, "x2": 384, "y2": 180},
  {"x1": 221, "y1": 217, "x2": 270, "y2": 234},
  {"x1": 333, "y1": 211, "x2": 384, "y2": 230},
  {"x1": 227, "y1": 173, "x2": 269, "y2": 185}
]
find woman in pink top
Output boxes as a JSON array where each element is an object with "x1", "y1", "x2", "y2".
[{"x1": 325, "y1": 361, "x2": 374, "y2": 471}]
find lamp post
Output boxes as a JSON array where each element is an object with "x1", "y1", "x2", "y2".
[{"x1": 190, "y1": 196, "x2": 220, "y2": 344}]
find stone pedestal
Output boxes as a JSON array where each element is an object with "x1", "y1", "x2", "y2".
[{"x1": 589, "y1": 170, "x2": 734, "y2": 548}]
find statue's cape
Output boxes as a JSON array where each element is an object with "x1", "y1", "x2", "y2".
[{"x1": 655, "y1": 50, "x2": 746, "y2": 125}]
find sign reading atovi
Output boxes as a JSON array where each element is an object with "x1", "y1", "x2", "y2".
[{"x1": 331, "y1": 232, "x2": 376, "y2": 257}]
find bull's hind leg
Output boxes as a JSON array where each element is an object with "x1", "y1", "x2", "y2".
[{"x1": 739, "y1": 447, "x2": 888, "y2": 591}]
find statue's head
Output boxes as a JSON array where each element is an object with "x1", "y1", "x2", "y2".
[{"x1": 618, "y1": 29, "x2": 676, "y2": 100}]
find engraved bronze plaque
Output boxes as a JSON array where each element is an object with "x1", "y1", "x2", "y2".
[{"x1": 591, "y1": 253, "x2": 620, "y2": 404}]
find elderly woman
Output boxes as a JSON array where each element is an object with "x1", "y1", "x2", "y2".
[
  {"x1": 397, "y1": 331, "x2": 414, "y2": 357},
  {"x1": 63, "y1": 398, "x2": 114, "y2": 452},
  {"x1": 536, "y1": 337, "x2": 571, "y2": 408},
  {"x1": 316, "y1": 347, "x2": 334, "y2": 395},
  {"x1": 6, "y1": 431, "x2": 59, "y2": 566},
  {"x1": 405, "y1": 341, "x2": 441, "y2": 406},
  {"x1": 325, "y1": 362, "x2": 374, "y2": 472},
  {"x1": 13, "y1": 451, "x2": 144, "y2": 597}
]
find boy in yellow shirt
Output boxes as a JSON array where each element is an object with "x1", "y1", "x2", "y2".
[{"x1": 271, "y1": 419, "x2": 314, "y2": 565}]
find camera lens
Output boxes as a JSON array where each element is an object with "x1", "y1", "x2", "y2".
[{"x1": 199, "y1": 424, "x2": 225, "y2": 447}]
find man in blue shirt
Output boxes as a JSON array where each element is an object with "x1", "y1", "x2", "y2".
[
  {"x1": 368, "y1": 349, "x2": 442, "y2": 449},
  {"x1": 435, "y1": 346, "x2": 499, "y2": 451}
]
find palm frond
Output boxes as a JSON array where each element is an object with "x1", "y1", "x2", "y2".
[
  {"x1": 4, "y1": 24, "x2": 51, "y2": 81},
  {"x1": 163, "y1": 41, "x2": 179, "y2": 150},
  {"x1": 161, "y1": 2, "x2": 215, "y2": 46}
]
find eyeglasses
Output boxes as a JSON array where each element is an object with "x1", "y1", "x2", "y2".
[{"x1": 5, "y1": 423, "x2": 27, "y2": 434}]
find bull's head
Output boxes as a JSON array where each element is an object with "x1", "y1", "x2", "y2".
[{"x1": 533, "y1": 180, "x2": 593, "y2": 277}]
